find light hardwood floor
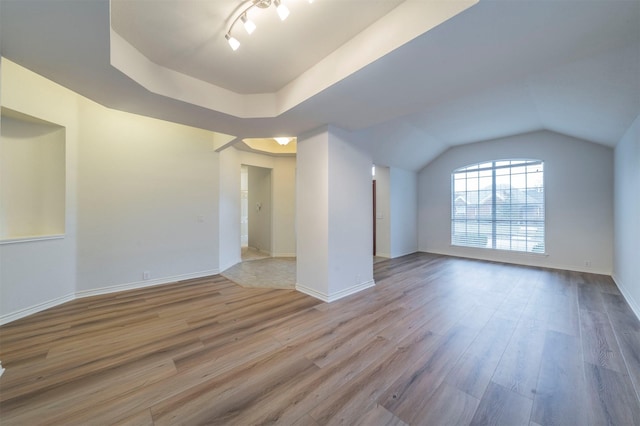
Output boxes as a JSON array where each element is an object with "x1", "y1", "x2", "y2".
[{"x1": 1, "y1": 253, "x2": 639, "y2": 425}]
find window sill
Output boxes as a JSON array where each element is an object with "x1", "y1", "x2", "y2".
[{"x1": 450, "y1": 244, "x2": 549, "y2": 257}]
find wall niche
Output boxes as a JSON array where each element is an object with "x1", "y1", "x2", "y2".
[{"x1": 1, "y1": 108, "x2": 66, "y2": 242}]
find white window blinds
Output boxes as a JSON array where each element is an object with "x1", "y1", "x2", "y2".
[{"x1": 451, "y1": 159, "x2": 545, "y2": 253}]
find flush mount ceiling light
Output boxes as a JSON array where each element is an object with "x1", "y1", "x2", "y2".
[
  {"x1": 225, "y1": 0, "x2": 314, "y2": 51},
  {"x1": 274, "y1": 137, "x2": 292, "y2": 145}
]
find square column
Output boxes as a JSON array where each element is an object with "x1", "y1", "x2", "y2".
[{"x1": 296, "y1": 126, "x2": 374, "y2": 302}]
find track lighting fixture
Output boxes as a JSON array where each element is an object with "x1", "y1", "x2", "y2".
[{"x1": 225, "y1": 0, "x2": 314, "y2": 51}]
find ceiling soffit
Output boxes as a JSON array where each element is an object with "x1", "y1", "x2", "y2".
[
  {"x1": 109, "y1": 0, "x2": 479, "y2": 119},
  {"x1": 110, "y1": 0, "x2": 405, "y2": 94}
]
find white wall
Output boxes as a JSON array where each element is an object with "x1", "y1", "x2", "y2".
[
  {"x1": 75, "y1": 98, "x2": 220, "y2": 293},
  {"x1": 613, "y1": 114, "x2": 640, "y2": 318},
  {"x1": 296, "y1": 126, "x2": 374, "y2": 302},
  {"x1": 327, "y1": 126, "x2": 375, "y2": 297},
  {"x1": 1, "y1": 59, "x2": 77, "y2": 323},
  {"x1": 247, "y1": 165, "x2": 272, "y2": 253},
  {"x1": 218, "y1": 147, "x2": 241, "y2": 272},
  {"x1": 418, "y1": 130, "x2": 614, "y2": 274},
  {"x1": 296, "y1": 127, "x2": 330, "y2": 297},
  {"x1": 375, "y1": 166, "x2": 391, "y2": 257},
  {"x1": 272, "y1": 157, "x2": 297, "y2": 257},
  {"x1": 1, "y1": 59, "x2": 224, "y2": 323},
  {"x1": 390, "y1": 167, "x2": 418, "y2": 257},
  {"x1": 297, "y1": 126, "x2": 374, "y2": 301}
]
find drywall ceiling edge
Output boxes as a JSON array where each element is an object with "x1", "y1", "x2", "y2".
[{"x1": 109, "y1": 0, "x2": 479, "y2": 119}]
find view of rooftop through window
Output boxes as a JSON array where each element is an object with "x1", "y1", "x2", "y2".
[{"x1": 451, "y1": 159, "x2": 545, "y2": 253}]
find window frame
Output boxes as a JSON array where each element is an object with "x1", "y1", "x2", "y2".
[{"x1": 451, "y1": 159, "x2": 546, "y2": 254}]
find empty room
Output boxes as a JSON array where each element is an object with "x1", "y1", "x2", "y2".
[{"x1": 1, "y1": 0, "x2": 639, "y2": 425}]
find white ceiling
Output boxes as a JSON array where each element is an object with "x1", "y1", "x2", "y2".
[
  {"x1": 1, "y1": 0, "x2": 639, "y2": 171},
  {"x1": 110, "y1": 0, "x2": 405, "y2": 94}
]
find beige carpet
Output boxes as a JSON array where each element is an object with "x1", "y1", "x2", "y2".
[{"x1": 222, "y1": 256, "x2": 296, "y2": 289}]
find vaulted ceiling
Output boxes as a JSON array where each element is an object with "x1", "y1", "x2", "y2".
[{"x1": 1, "y1": 0, "x2": 639, "y2": 171}]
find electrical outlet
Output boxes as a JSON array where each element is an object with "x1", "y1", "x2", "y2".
[
  {"x1": 584, "y1": 261, "x2": 592, "y2": 267},
  {"x1": 143, "y1": 271, "x2": 151, "y2": 280}
]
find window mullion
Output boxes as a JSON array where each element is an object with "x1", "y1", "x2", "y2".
[{"x1": 492, "y1": 162, "x2": 496, "y2": 249}]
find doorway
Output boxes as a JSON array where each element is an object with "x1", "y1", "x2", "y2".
[
  {"x1": 241, "y1": 164, "x2": 273, "y2": 261},
  {"x1": 373, "y1": 179, "x2": 377, "y2": 256}
]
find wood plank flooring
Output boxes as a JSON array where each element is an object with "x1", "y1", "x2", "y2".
[{"x1": 1, "y1": 253, "x2": 640, "y2": 425}]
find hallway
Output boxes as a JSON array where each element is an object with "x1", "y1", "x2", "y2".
[{"x1": 221, "y1": 248, "x2": 295, "y2": 289}]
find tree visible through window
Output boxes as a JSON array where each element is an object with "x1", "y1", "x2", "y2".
[{"x1": 451, "y1": 159, "x2": 545, "y2": 253}]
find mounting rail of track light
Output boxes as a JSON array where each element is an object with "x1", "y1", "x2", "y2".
[{"x1": 225, "y1": 0, "x2": 314, "y2": 51}]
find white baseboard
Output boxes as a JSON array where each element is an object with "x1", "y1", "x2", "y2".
[
  {"x1": 327, "y1": 280, "x2": 376, "y2": 302},
  {"x1": 273, "y1": 253, "x2": 296, "y2": 258},
  {"x1": 377, "y1": 250, "x2": 420, "y2": 259},
  {"x1": 219, "y1": 258, "x2": 241, "y2": 273},
  {"x1": 1, "y1": 269, "x2": 220, "y2": 326},
  {"x1": 296, "y1": 279, "x2": 375, "y2": 303},
  {"x1": 612, "y1": 273, "x2": 640, "y2": 322},
  {"x1": 421, "y1": 249, "x2": 611, "y2": 275},
  {"x1": 390, "y1": 249, "x2": 419, "y2": 258},
  {"x1": 75, "y1": 269, "x2": 220, "y2": 299},
  {"x1": 0, "y1": 293, "x2": 75, "y2": 326},
  {"x1": 295, "y1": 284, "x2": 330, "y2": 302}
]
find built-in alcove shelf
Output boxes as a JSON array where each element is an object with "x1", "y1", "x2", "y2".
[{"x1": 0, "y1": 108, "x2": 66, "y2": 242}]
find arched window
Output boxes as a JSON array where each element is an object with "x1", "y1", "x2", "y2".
[{"x1": 451, "y1": 159, "x2": 545, "y2": 253}]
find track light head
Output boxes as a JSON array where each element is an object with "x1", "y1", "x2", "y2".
[
  {"x1": 274, "y1": 0, "x2": 290, "y2": 21},
  {"x1": 241, "y1": 13, "x2": 256, "y2": 34},
  {"x1": 225, "y1": 34, "x2": 240, "y2": 51}
]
